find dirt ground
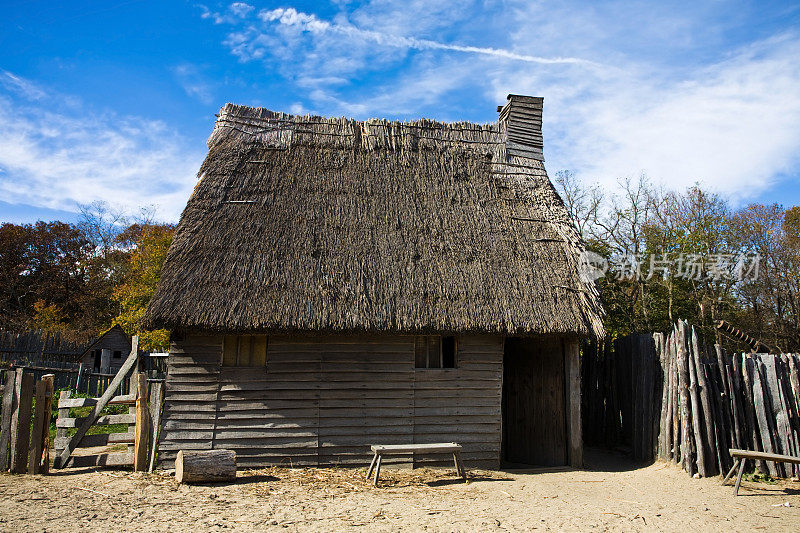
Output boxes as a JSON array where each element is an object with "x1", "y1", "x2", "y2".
[{"x1": 1, "y1": 449, "x2": 798, "y2": 532}]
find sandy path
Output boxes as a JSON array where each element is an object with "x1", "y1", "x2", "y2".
[{"x1": 1, "y1": 449, "x2": 798, "y2": 532}]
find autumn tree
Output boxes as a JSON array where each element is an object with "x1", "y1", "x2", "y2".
[{"x1": 112, "y1": 223, "x2": 175, "y2": 351}]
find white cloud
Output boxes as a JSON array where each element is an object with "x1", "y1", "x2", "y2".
[
  {"x1": 172, "y1": 63, "x2": 215, "y2": 104},
  {"x1": 0, "y1": 73, "x2": 202, "y2": 221},
  {"x1": 489, "y1": 31, "x2": 800, "y2": 202},
  {"x1": 198, "y1": 2, "x2": 253, "y2": 25},
  {"x1": 1, "y1": 70, "x2": 47, "y2": 100},
  {"x1": 199, "y1": 1, "x2": 800, "y2": 203},
  {"x1": 256, "y1": 7, "x2": 594, "y2": 66}
]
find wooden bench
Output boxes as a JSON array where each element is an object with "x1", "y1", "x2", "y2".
[
  {"x1": 722, "y1": 448, "x2": 800, "y2": 495},
  {"x1": 366, "y1": 443, "x2": 467, "y2": 486}
]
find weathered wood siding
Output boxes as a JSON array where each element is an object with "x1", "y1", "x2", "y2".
[{"x1": 158, "y1": 333, "x2": 503, "y2": 469}]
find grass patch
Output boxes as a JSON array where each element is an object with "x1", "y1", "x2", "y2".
[
  {"x1": 743, "y1": 471, "x2": 779, "y2": 484},
  {"x1": 48, "y1": 388, "x2": 132, "y2": 443}
]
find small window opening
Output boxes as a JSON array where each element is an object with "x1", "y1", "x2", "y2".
[
  {"x1": 113, "y1": 350, "x2": 122, "y2": 359},
  {"x1": 223, "y1": 335, "x2": 268, "y2": 367},
  {"x1": 442, "y1": 336, "x2": 456, "y2": 368},
  {"x1": 415, "y1": 335, "x2": 456, "y2": 369}
]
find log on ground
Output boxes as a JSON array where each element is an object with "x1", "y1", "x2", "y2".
[{"x1": 175, "y1": 449, "x2": 237, "y2": 484}]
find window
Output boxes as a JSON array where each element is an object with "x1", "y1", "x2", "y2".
[
  {"x1": 415, "y1": 335, "x2": 456, "y2": 369},
  {"x1": 223, "y1": 335, "x2": 267, "y2": 367},
  {"x1": 113, "y1": 350, "x2": 122, "y2": 359}
]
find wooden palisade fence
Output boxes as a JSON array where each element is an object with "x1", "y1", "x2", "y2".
[
  {"x1": 0, "y1": 336, "x2": 165, "y2": 474},
  {"x1": 584, "y1": 321, "x2": 800, "y2": 478},
  {"x1": 0, "y1": 329, "x2": 81, "y2": 365},
  {"x1": 2, "y1": 354, "x2": 166, "y2": 399},
  {"x1": 583, "y1": 332, "x2": 662, "y2": 460},
  {"x1": 0, "y1": 369, "x2": 54, "y2": 473},
  {"x1": 658, "y1": 320, "x2": 800, "y2": 478}
]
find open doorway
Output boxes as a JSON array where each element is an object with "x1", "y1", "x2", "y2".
[{"x1": 502, "y1": 337, "x2": 567, "y2": 466}]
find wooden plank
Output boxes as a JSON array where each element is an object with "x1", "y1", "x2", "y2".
[
  {"x1": 56, "y1": 413, "x2": 136, "y2": 428},
  {"x1": 565, "y1": 339, "x2": 582, "y2": 467},
  {"x1": 760, "y1": 355, "x2": 793, "y2": 472},
  {"x1": 54, "y1": 390, "x2": 70, "y2": 456},
  {"x1": 676, "y1": 322, "x2": 696, "y2": 475},
  {"x1": 54, "y1": 431, "x2": 134, "y2": 449},
  {"x1": 749, "y1": 357, "x2": 779, "y2": 476},
  {"x1": 148, "y1": 381, "x2": 163, "y2": 472},
  {"x1": 371, "y1": 443, "x2": 461, "y2": 454},
  {"x1": 54, "y1": 336, "x2": 138, "y2": 469},
  {"x1": 58, "y1": 394, "x2": 136, "y2": 408},
  {"x1": 729, "y1": 448, "x2": 800, "y2": 464},
  {"x1": 8, "y1": 369, "x2": 24, "y2": 471},
  {"x1": 67, "y1": 452, "x2": 134, "y2": 468},
  {"x1": 10, "y1": 371, "x2": 34, "y2": 473},
  {"x1": 0, "y1": 369, "x2": 17, "y2": 471},
  {"x1": 686, "y1": 326, "x2": 708, "y2": 477},
  {"x1": 134, "y1": 373, "x2": 150, "y2": 471},
  {"x1": 741, "y1": 355, "x2": 768, "y2": 473},
  {"x1": 29, "y1": 374, "x2": 54, "y2": 474},
  {"x1": 692, "y1": 327, "x2": 718, "y2": 475},
  {"x1": 779, "y1": 355, "x2": 800, "y2": 476}
]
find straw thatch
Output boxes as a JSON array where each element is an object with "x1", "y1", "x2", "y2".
[{"x1": 142, "y1": 97, "x2": 604, "y2": 337}]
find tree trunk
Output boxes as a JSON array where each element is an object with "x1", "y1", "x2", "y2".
[{"x1": 175, "y1": 449, "x2": 236, "y2": 484}]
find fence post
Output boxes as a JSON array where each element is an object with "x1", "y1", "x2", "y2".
[
  {"x1": 54, "y1": 391, "x2": 71, "y2": 461},
  {"x1": 10, "y1": 371, "x2": 34, "y2": 473},
  {"x1": 29, "y1": 374, "x2": 54, "y2": 474},
  {"x1": 0, "y1": 369, "x2": 18, "y2": 471},
  {"x1": 134, "y1": 373, "x2": 150, "y2": 471},
  {"x1": 148, "y1": 380, "x2": 164, "y2": 472},
  {"x1": 75, "y1": 363, "x2": 84, "y2": 393}
]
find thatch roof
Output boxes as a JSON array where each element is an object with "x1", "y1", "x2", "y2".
[{"x1": 142, "y1": 95, "x2": 604, "y2": 337}]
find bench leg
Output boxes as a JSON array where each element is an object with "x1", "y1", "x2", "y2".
[
  {"x1": 722, "y1": 459, "x2": 740, "y2": 485},
  {"x1": 373, "y1": 454, "x2": 383, "y2": 487},
  {"x1": 366, "y1": 452, "x2": 378, "y2": 481},
  {"x1": 453, "y1": 452, "x2": 467, "y2": 482},
  {"x1": 734, "y1": 458, "x2": 747, "y2": 496}
]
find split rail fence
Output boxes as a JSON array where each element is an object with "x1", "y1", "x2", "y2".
[{"x1": 583, "y1": 321, "x2": 800, "y2": 478}]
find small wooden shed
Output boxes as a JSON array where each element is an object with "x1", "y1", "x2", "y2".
[
  {"x1": 78, "y1": 324, "x2": 131, "y2": 374},
  {"x1": 142, "y1": 95, "x2": 604, "y2": 469}
]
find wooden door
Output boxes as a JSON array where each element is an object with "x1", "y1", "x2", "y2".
[{"x1": 503, "y1": 337, "x2": 567, "y2": 466}]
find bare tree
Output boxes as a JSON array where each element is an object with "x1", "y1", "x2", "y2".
[{"x1": 553, "y1": 170, "x2": 603, "y2": 239}]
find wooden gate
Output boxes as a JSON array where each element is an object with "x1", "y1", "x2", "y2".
[{"x1": 53, "y1": 336, "x2": 161, "y2": 471}]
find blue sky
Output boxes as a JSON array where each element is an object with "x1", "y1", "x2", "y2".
[{"x1": 2, "y1": 0, "x2": 800, "y2": 223}]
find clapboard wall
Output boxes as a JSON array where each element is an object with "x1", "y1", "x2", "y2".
[{"x1": 157, "y1": 333, "x2": 503, "y2": 469}]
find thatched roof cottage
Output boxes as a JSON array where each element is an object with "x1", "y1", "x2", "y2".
[{"x1": 143, "y1": 95, "x2": 604, "y2": 469}]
